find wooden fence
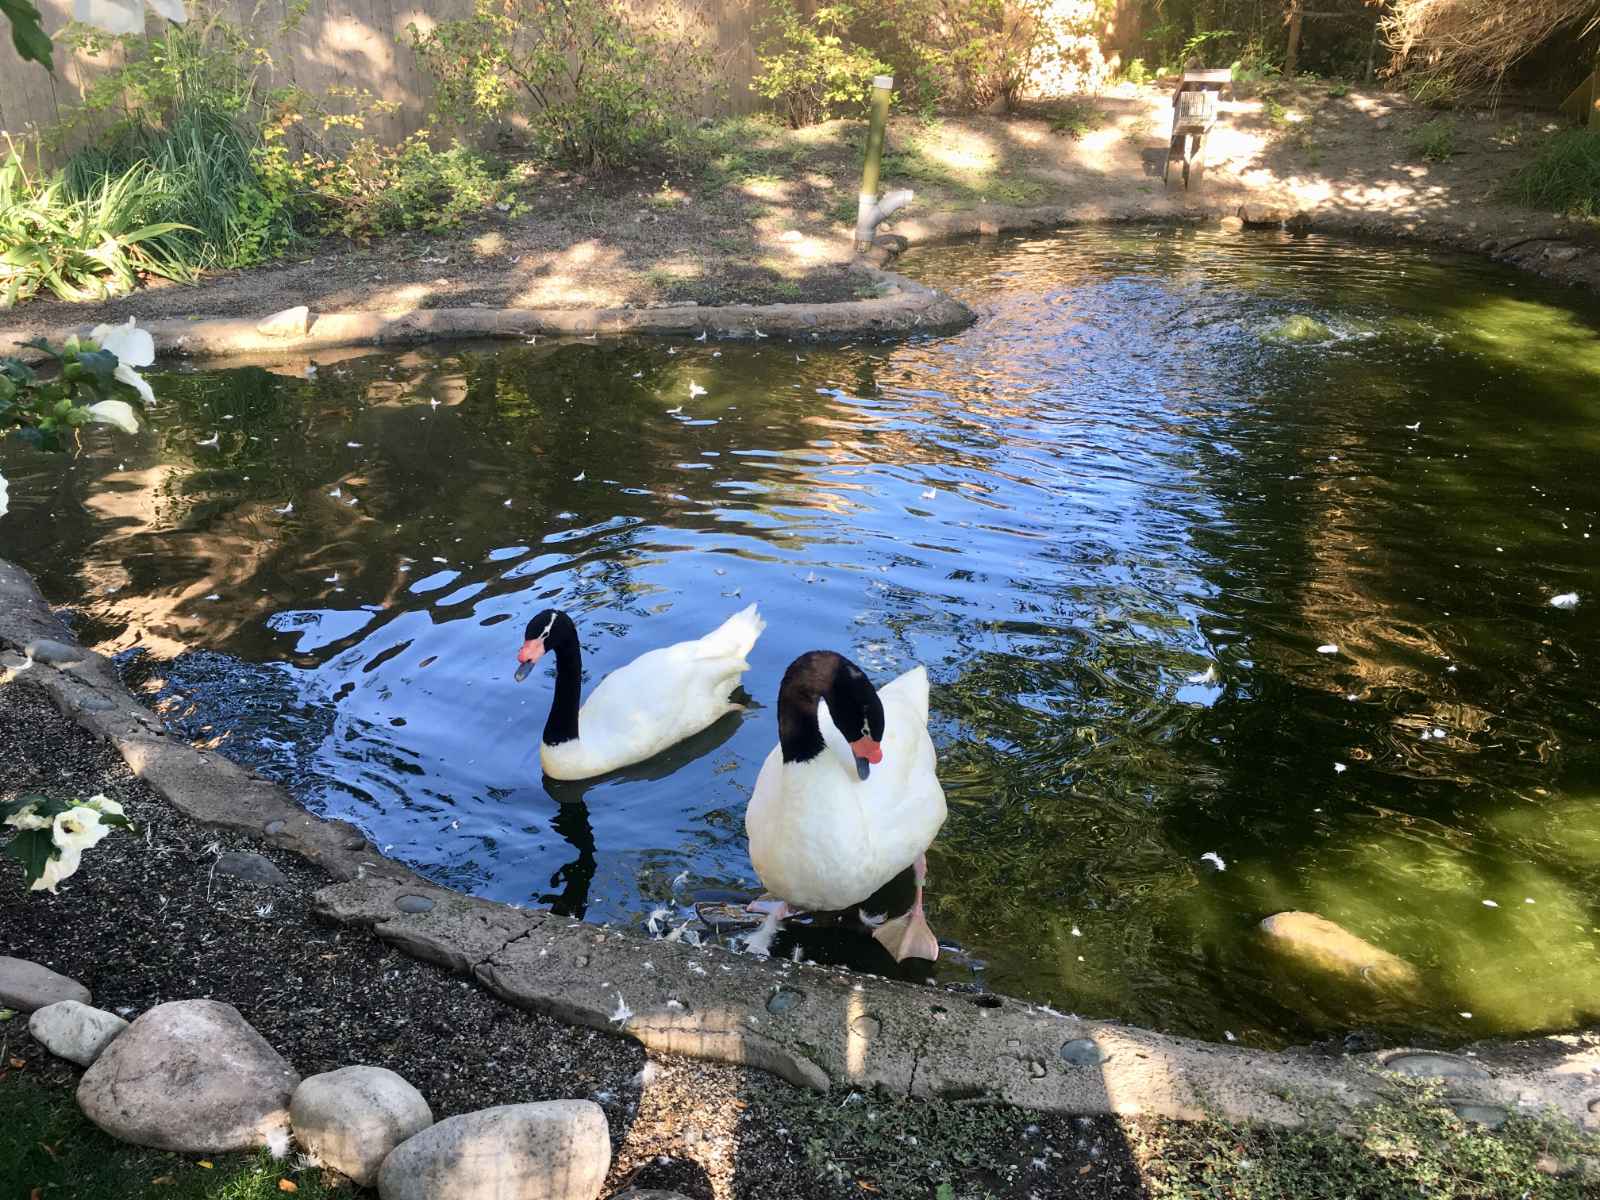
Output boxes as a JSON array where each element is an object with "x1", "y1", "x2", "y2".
[{"x1": 0, "y1": 0, "x2": 1140, "y2": 160}]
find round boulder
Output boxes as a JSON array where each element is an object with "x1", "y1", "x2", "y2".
[
  {"x1": 377, "y1": 1100, "x2": 610, "y2": 1200},
  {"x1": 29, "y1": 1000, "x2": 128, "y2": 1067},
  {"x1": 291, "y1": 1065, "x2": 433, "y2": 1186},
  {"x1": 77, "y1": 999, "x2": 298, "y2": 1153},
  {"x1": 0, "y1": 956, "x2": 91, "y2": 1012}
]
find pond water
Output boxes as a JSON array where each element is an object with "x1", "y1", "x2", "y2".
[{"x1": 5, "y1": 227, "x2": 1599, "y2": 1048}]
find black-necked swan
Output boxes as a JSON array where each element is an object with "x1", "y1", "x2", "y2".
[
  {"x1": 514, "y1": 603, "x2": 765, "y2": 780},
  {"x1": 744, "y1": 650, "x2": 947, "y2": 961}
]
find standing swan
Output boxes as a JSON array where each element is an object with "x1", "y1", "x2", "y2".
[
  {"x1": 514, "y1": 604, "x2": 765, "y2": 780},
  {"x1": 745, "y1": 651, "x2": 947, "y2": 961}
]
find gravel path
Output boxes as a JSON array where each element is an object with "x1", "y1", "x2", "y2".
[{"x1": 0, "y1": 678, "x2": 1146, "y2": 1199}]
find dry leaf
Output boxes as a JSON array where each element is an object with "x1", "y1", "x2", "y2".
[
  {"x1": 38, "y1": 1141, "x2": 60, "y2": 1161},
  {"x1": 1079, "y1": 1164, "x2": 1093, "y2": 1175},
  {"x1": 198, "y1": 1160, "x2": 214, "y2": 1169},
  {"x1": 31, "y1": 1188, "x2": 42, "y2": 1200},
  {"x1": 151, "y1": 1176, "x2": 176, "y2": 1186},
  {"x1": 9, "y1": 1057, "x2": 25, "y2": 1069},
  {"x1": 279, "y1": 1180, "x2": 299, "y2": 1193},
  {"x1": 857, "y1": 1181, "x2": 879, "y2": 1193}
]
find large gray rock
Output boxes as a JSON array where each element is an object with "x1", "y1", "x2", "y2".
[
  {"x1": 0, "y1": 956, "x2": 90, "y2": 1011},
  {"x1": 376, "y1": 1101, "x2": 610, "y2": 1200},
  {"x1": 29, "y1": 1000, "x2": 128, "y2": 1066},
  {"x1": 291, "y1": 1065, "x2": 432, "y2": 1185},
  {"x1": 77, "y1": 999, "x2": 298, "y2": 1152}
]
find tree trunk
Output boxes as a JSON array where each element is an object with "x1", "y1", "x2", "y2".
[{"x1": 1284, "y1": 0, "x2": 1304, "y2": 78}]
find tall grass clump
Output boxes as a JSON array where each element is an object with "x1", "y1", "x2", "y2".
[
  {"x1": 0, "y1": 144, "x2": 197, "y2": 307},
  {"x1": 1508, "y1": 127, "x2": 1600, "y2": 218}
]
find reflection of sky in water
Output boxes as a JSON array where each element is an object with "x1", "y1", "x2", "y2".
[{"x1": 5, "y1": 227, "x2": 1600, "y2": 1045}]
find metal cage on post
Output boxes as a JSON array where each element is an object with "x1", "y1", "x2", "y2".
[{"x1": 1164, "y1": 69, "x2": 1232, "y2": 191}]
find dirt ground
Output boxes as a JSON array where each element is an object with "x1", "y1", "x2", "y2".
[{"x1": 1, "y1": 78, "x2": 1593, "y2": 345}]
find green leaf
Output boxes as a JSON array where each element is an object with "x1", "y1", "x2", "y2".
[
  {"x1": 98, "y1": 812, "x2": 132, "y2": 830},
  {"x1": 72, "y1": 347, "x2": 120, "y2": 393},
  {"x1": 0, "y1": 0, "x2": 53, "y2": 71},
  {"x1": 3, "y1": 828, "x2": 57, "y2": 886}
]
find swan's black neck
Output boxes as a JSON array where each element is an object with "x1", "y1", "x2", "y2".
[
  {"x1": 777, "y1": 656, "x2": 831, "y2": 764},
  {"x1": 543, "y1": 621, "x2": 582, "y2": 747},
  {"x1": 778, "y1": 650, "x2": 869, "y2": 764}
]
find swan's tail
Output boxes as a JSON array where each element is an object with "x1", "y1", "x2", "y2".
[{"x1": 697, "y1": 602, "x2": 765, "y2": 660}]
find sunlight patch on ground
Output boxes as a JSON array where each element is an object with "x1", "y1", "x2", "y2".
[
  {"x1": 741, "y1": 177, "x2": 798, "y2": 203},
  {"x1": 473, "y1": 232, "x2": 508, "y2": 257},
  {"x1": 915, "y1": 127, "x2": 999, "y2": 175}
]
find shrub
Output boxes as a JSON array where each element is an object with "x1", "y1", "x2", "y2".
[
  {"x1": 865, "y1": 0, "x2": 1069, "y2": 113},
  {"x1": 1407, "y1": 116, "x2": 1457, "y2": 162},
  {"x1": 0, "y1": 147, "x2": 196, "y2": 307},
  {"x1": 1508, "y1": 128, "x2": 1600, "y2": 218},
  {"x1": 752, "y1": 0, "x2": 892, "y2": 128},
  {"x1": 409, "y1": 0, "x2": 713, "y2": 170}
]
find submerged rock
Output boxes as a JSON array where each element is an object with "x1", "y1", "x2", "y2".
[
  {"x1": 0, "y1": 956, "x2": 91, "y2": 1011},
  {"x1": 77, "y1": 999, "x2": 298, "y2": 1152},
  {"x1": 29, "y1": 1000, "x2": 128, "y2": 1066},
  {"x1": 291, "y1": 1065, "x2": 432, "y2": 1185},
  {"x1": 1259, "y1": 911, "x2": 1421, "y2": 992},
  {"x1": 377, "y1": 1100, "x2": 610, "y2": 1200}
]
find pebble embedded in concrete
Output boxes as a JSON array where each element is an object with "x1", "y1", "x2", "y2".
[
  {"x1": 395, "y1": 894, "x2": 435, "y2": 914},
  {"x1": 1060, "y1": 1038, "x2": 1109, "y2": 1067}
]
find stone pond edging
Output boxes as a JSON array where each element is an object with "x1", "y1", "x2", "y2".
[
  {"x1": 4, "y1": 554, "x2": 1600, "y2": 1135},
  {"x1": 2, "y1": 265, "x2": 974, "y2": 363}
]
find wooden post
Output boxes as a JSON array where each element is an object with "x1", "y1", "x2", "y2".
[{"x1": 1284, "y1": 0, "x2": 1304, "y2": 78}]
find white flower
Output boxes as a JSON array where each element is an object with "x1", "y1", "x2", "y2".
[
  {"x1": 52, "y1": 806, "x2": 111, "y2": 853},
  {"x1": 4, "y1": 805, "x2": 51, "y2": 832},
  {"x1": 86, "y1": 400, "x2": 141, "y2": 434},
  {"x1": 72, "y1": 0, "x2": 185, "y2": 37},
  {"x1": 30, "y1": 845, "x2": 83, "y2": 894},
  {"x1": 90, "y1": 318, "x2": 156, "y2": 406},
  {"x1": 85, "y1": 794, "x2": 124, "y2": 818}
]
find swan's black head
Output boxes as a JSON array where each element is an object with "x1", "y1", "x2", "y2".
[
  {"x1": 778, "y1": 650, "x2": 885, "y2": 779},
  {"x1": 515, "y1": 609, "x2": 577, "y2": 681}
]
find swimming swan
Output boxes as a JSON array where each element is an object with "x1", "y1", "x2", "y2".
[{"x1": 514, "y1": 604, "x2": 765, "y2": 780}]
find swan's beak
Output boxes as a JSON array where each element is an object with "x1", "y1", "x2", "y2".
[
  {"x1": 514, "y1": 638, "x2": 546, "y2": 682},
  {"x1": 850, "y1": 736, "x2": 883, "y2": 781}
]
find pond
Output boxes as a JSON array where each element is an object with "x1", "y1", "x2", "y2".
[{"x1": 4, "y1": 227, "x2": 1598, "y2": 1048}]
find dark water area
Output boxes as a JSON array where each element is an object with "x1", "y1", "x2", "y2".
[{"x1": 4, "y1": 226, "x2": 1598, "y2": 1047}]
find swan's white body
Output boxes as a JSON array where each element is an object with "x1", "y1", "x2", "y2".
[
  {"x1": 745, "y1": 665, "x2": 946, "y2": 911},
  {"x1": 540, "y1": 604, "x2": 764, "y2": 780}
]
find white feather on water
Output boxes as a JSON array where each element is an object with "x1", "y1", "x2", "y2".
[
  {"x1": 1200, "y1": 852, "x2": 1227, "y2": 871},
  {"x1": 1550, "y1": 592, "x2": 1580, "y2": 609}
]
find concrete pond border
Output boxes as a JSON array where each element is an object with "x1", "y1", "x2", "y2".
[
  {"x1": 4, "y1": 556, "x2": 1600, "y2": 1135},
  {"x1": 7, "y1": 206, "x2": 1599, "y2": 364}
]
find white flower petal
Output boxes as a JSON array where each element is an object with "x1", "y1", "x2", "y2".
[
  {"x1": 5, "y1": 808, "x2": 52, "y2": 831},
  {"x1": 114, "y1": 363, "x2": 155, "y2": 406},
  {"x1": 92, "y1": 317, "x2": 155, "y2": 367},
  {"x1": 53, "y1": 806, "x2": 111, "y2": 853},
  {"x1": 72, "y1": 0, "x2": 145, "y2": 36},
  {"x1": 30, "y1": 845, "x2": 83, "y2": 893},
  {"x1": 86, "y1": 794, "x2": 124, "y2": 818},
  {"x1": 86, "y1": 399, "x2": 140, "y2": 435}
]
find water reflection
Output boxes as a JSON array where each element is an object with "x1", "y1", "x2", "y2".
[{"x1": 5, "y1": 227, "x2": 1600, "y2": 1045}]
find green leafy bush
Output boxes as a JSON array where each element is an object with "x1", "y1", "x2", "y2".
[
  {"x1": 0, "y1": 148, "x2": 196, "y2": 307},
  {"x1": 410, "y1": 0, "x2": 713, "y2": 169},
  {"x1": 1408, "y1": 116, "x2": 1457, "y2": 162},
  {"x1": 865, "y1": 0, "x2": 1070, "y2": 113},
  {"x1": 1508, "y1": 128, "x2": 1600, "y2": 218},
  {"x1": 752, "y1": 0, "x2": 891, "y2": 128}
]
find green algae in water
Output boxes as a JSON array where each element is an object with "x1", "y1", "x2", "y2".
[
  {"x1": 5, "y1": 227, "x2": 1600, "y2": 1047},
  {"x1": 1263, "y1": 313, "x2": 1336, "y2": 343}
]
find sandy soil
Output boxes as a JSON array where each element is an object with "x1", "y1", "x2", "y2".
[{"x1": 2, "y1": 79, "x2": 1595, "y2": 346}]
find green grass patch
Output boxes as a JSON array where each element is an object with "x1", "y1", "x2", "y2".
[
  {"x1": 1046, "y1": 98, "x2": 1109, "y2": 140},
  {"x1": 1508, "y1": 128, "x2": 1600, "y2": 219},
  {"x1": 1137, "y1": 1084, "x2": 1598, "y2": 1200},
  {"x1": 1408, "y1": 117, "x2": 1458, "y2": 162},
  {"x1": 0, "y1": 1073, "x2": 339, "y2": 1198}
]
